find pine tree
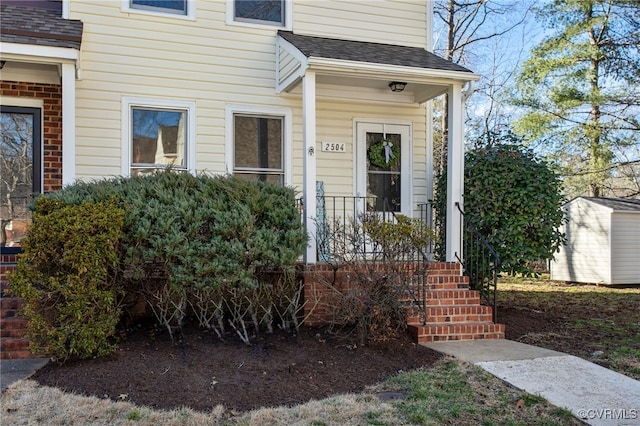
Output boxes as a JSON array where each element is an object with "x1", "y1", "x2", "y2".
[{"x1": 512, "y1": 0, "x2": 640, "y2": 197}]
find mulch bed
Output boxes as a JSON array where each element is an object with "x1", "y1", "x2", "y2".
[{"x1": 32, "y1": 323, "x2": 441, "y2": 412}]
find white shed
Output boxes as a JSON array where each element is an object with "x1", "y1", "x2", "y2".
[{"x1": 550, "y1": 197, "x2": 640, "y2": 285}]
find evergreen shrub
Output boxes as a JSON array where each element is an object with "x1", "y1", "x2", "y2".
[
  {"x1": 434, "y1": 140, "x2": 565, "y2": 276},
  {"x1": 9, "y1": 198, "x2": 125, "y2": 361},
  {"x1": 48, "y1": 171, "x2": 308, "y2": 342}
]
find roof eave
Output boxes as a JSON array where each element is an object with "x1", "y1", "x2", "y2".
[
  {"x1": 0, "y1": 41, "x2": 79, "y2": 62},
  {"x1": 307, "y1": 56, "x2": 480, "y2": 85}
]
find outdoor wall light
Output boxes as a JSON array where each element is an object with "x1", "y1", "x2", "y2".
[{"x1": 388, "y1": 81, "x2": 407, "y2": 92}]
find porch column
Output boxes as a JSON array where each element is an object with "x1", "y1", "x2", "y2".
[
  {"x1": 446, "y1": 84, "x2": 464, "y2": 262},
  {"x1": 302, "y1": 70, "x2": 317, "y2": 263},
  {"x1": 61, "y1": 62, "x2": 76, "y2": 186}
]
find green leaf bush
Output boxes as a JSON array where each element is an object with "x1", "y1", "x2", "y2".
[
  {"x1": 9, "y1": 198, "x2": 125, "y2": 362},
  {"x1": 434, "y1": 138, "x2": 565, "y2": 276}
]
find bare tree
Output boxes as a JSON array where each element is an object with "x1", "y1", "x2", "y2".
[
  {"x1": 0, "y1": 112, "x2": 33, "y2": 247},
  {"x1": 432, "y1": 0, "x2": 533, "y2": 175}
]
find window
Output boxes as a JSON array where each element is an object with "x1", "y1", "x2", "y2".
[
  {"x1": 366, "y1": 132, "x2": 402, "y2": 212},
  {"x1": 122, "y1": 98, "x2": 196, "y2": 176},
  {"x1": 229, "y1": 0, "x2": 290, "y2": 29},
  {"x1": 125, "y1": 0, "x2": 193, "y2": 18},
  {"x1": 1, "y1": 106, "x2": 42, "y2": 252},
  {"x1": 233, "y1": 114, "x2": 284, "y2": 185}
]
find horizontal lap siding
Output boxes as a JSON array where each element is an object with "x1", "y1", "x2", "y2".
[
  {"x1": 551, "y1": 200, "x2": 611, "y2": 284},
  {"x1": 294, "y1": 0, "x2": 426, "y2": 47},
  {"x1": 72, "y1": 1, "x2": 286, "y2": 180},
  {"x1": 610, "y1": 213, "x2": 640, "y2": 284},
  {"x1": 301, "y1": 100, "x2": 427, "y2": 207},
  {"x1": 70, "y1": 1, "x2": 428, "y2": 186}
]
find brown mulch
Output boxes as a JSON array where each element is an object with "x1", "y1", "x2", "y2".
[
  {"x1": 31, "y1": 301, "x2": 573, "y2": 414},
  {"x1": 32, "y1": 323, "x2": 441, "y2": 413}
]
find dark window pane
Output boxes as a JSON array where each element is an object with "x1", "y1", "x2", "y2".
[
  {"x1": 131, "y1": 0, "x2": 187, "y2": 14},
  {"x1": 367, "y1": 173, "x2": 401, "y2": 212},
  {"x1": 235, "y1": 0, "x2": 284, "y2": 25},
  {"x1": 1, "y1": 107, "x2": 41, "y2": 250},
  {"x1": 234, "y1": 115, "x2": 282, "y2": 170},
  {"x1": 366, "y1": 132, "x2": 401, "y2": 212},
  {"x1": 132, "y1": 108, "x2": 186, "y2": 169}
]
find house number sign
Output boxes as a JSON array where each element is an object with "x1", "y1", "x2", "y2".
[{"x1": 321, "y1": 142, "x2": 346, "y2": 152}]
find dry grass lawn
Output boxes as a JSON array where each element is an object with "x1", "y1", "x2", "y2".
[{"x1": 1, "y1": 359, "x2": 580, "y2": 425}]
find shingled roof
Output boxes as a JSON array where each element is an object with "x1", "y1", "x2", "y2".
[
  {"x1": 585, "y1": 197, "x2": 640, "y2": 212},
  {"x1": 278, "y1": 31, "x2": 472, "y2": 74},
  {"x1": 0, "y1": 5, "x2": 83, "y2": 50}
]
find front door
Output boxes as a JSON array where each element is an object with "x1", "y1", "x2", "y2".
[{"x1": 355, "y1": 121, "x2": 411, "y2": 215}]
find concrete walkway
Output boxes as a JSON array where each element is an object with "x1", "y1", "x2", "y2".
[
  {"x1": 423, "y1": 339, "x2": 640, "y2": 426},
  {"x1": 1, "y1": 358, "x2": 49, "y2": 392}
]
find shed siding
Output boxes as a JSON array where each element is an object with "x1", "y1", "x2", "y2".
[
  {"x1": 610, "y1": 213, "x2": 640, "y2": 284},
  {"x1": 551, "y1": 199, "x2": 611, "y2": 284},
  {"x1": 69, "y1": 0, "x2": 429, "y2": 188}
]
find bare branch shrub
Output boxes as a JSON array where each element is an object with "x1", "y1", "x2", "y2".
[{"x1": 313, "y1": 213, "x2": 434, "y2": 345}]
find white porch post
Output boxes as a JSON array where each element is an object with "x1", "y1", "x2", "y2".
[
  {"x1": 302, "y1": 71, "x2": 317, "y2": 263},
  {"x1": 61, "y1": 62, "x2": 76, "y2": 186},
  {"x1": 446, "y1": 84, "x2": 464, "y2": 262}
]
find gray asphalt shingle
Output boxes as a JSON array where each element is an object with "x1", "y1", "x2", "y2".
[
  {"x1": 585, "y1": 197, "x2": 640, "y2": 212},
  {"x1": 1, "y1": 5, "x2": 83, "y2": 50},
  {"x1": 278, "y1": 30, "x2": 472, "y2": 73}
]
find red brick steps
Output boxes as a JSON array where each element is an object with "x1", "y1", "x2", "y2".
[
  {"x1": 406, "y1": 262, "x2": 505, "y2": 343},
  {"x1": 409, "y1": 322, "x2": 505, "y2": 343}
]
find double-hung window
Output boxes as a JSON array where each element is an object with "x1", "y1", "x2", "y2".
[
  {"x1": 125, "y1": 0, "x2": 193, "y2": 18},
  {"x1": 123, "y1": 98, "x2": 195, "y2": 176},
  {"x1": 226, "y1": 105, "x2": 291, "y2": 186},
  {"x1": 233, "y1": 114, "x2": 284, "y2": 185},
  {"x1": 228, "y1": 0, "x2": 290, "y2": 29},
  {"x1": 1, "y1": 106, "x2": 41, "y2": 252}
]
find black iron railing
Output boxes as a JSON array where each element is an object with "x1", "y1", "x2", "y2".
[
  {"x1": 304, "y1": 195, "x2": 432, "y2": 325},
  {"x1": 381, "y1": 198, "x2": 431, "y2": 325},
  {"x1": 454, "y1": 202, "x2": 500, "y2": 322},
  {"x1": 416, "y1": 201, "x2": 434, "y2": 259}
]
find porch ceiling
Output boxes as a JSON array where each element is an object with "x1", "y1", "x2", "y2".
[{"x1": 276, "y1": 31, "x2": 479, "y2": 104}]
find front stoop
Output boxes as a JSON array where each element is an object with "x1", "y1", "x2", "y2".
[{"x1": 406, "y1": 262, "x2": 505, "y2": 343}]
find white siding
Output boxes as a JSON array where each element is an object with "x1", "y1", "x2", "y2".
[
  {"x1": 294, "y1": 0, "x2": 426, "y2": 47},
  {"x1": 295, "y1": 99, "x2": 427, "y2": 206},
  {"x1": 610, "y1": 213, "x2": 640, "y2": 284},
  {"x1": 551, "y1": 199, "x2": 612, "y2": 284},
  {"x1": 69, "y1": 0, "x2": 430, "y2": 200}
]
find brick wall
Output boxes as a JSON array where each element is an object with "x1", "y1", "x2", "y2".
[
  {"x1": 300, "y1": 262, "x2": 424, "y2": 326},
  {"x1": 1, "y1": 80, "x2": 63, "y2": 193},
  {"x1": 0, "y1": 254, "x2": 18, "y2": 296}
]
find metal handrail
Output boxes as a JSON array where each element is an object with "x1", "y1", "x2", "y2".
[
  {"x1": 454, "y1": 202, "x2": 500, "y2": 322},
  {"x1": 379, "y1": 198, "x2": 430, "y2": 325}
]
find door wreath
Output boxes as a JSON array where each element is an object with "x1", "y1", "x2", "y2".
[{"x1": 368, "y1": 138, "x2": 399, "y2": 168}]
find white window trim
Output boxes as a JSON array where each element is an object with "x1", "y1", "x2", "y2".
[
  {"x1": 226, "y1": 0, "x2": 292, "y2": 31},
  {"x1": 225, "y1": 104, "x2": 292, "y2": 186},
  {"x1": 121, "y1": 0, "x2": 195, "y2": 20},
  {"x1": 353, "y1": 119, "x2": 414, "y2": 216},
  {"x1": 122, "y1": 97, "x2": 196, "y2": 177}
]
